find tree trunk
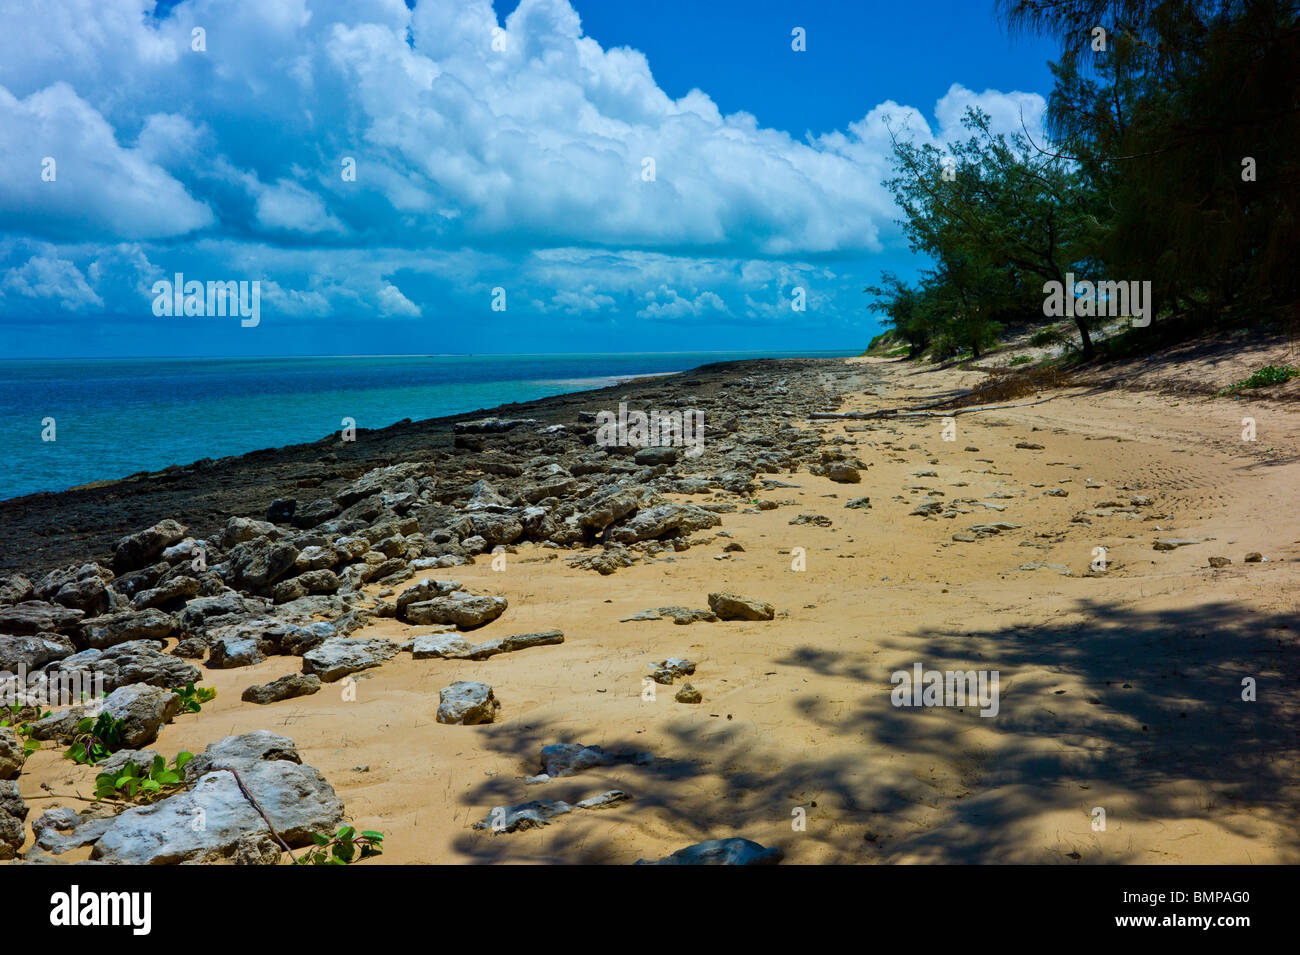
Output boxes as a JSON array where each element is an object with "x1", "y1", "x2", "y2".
[{"x1": 1074, "y1": 316, "x2": 1094, "y2": 359}]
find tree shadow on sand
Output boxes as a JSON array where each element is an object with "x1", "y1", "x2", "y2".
[{"x1": 442, "y1": 596, "x2": 1300, "y2": 864}]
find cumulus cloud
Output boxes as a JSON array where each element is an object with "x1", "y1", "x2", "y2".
[
  {"x1": 0, "y1": 0, "x2": 1048, "y2": 336},
  {"x1": 0, "y1": 83, "x2": 213, "y2": 240},
  {"x1": 1, "y1": 252, "x2": 103, "y2": 310},
  {"x1": 254, "y1": 179, "x2": 347, "y2": 235}
]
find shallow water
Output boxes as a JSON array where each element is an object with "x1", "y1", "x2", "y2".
[{"x1": 0, "y1": 350, "x2": 854, "y2": 499}]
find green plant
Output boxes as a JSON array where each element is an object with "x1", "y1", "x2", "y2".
[
  {"x1": 173, "y1": 682, "x2": 217, "y2": 714},
  {"x1": 1010, "y1": 355, "x2": 1033, "y2": 366},
  {"x1": 1, "y1": 704, "x2": 47, "y2": 757},
  {"x1": 1219, "y1": 365, "x2": 1299, "y2": 395},
  {"x1": 94, "y1": 752, "x2": 193, "y2": 803},
  {"x1": 295, "y1": 826, "x2": 384, "y2": 865},
  {"x1": 64, "y1": 712, "x2": 126, "y2": 765},
  {"x1": 1028, "y1": 326, "x2": 1070, "y2": 349}
]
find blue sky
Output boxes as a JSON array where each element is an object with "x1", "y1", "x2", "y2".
[{"x1": 0, "y1": 0, "x2": 1058, "y2": 358}]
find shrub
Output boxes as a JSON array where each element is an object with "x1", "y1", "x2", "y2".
[
  {"x1": 65, "y1": 712, "x2": 126, "y2": 765},
  {"x1": 95, "y1": 752, "x2": 193, "y2": 803}
]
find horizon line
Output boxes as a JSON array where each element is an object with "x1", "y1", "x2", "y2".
[{"x1": 0, "y1": 347, "x2": 861, "y2": 362}]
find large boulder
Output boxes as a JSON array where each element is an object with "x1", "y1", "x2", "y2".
[
  {"x1": 607, "y1": 502, "x2": 719, "y2": 544},
  {"x1": 395, "y1": 578, "x2": 462, "y2": 617},
  {"x1": 337, "y1": 462, "x2": 430, "y2": 506},
  {"x1": 436, "y1": 681, "x2": 498, "y2": 725},
  {"x1": 634, "y1": 447, "x2": 678, "y2": 466},
  {"x1": 130, "y1": 575, "x2": 200, "y2": 611},
  {"x1": 241, "y1": 673, "x2": 321, "y2": 705},
  {"x1": 707, "y1": 592, "x2": 775, "y2": 621},
  {"x1": 91, "y1": 763, "x2": 343, "y2": 863},
  {"x1": 113, "y1": 519, "x2": 188, "y2": 573},
  {"x1": 206, "y1": 635, "x2": 265, "y2": 669},
  {"x1": 577, "y1": 488, "x2": 640, "y2": 533},
  {"x1": 301, "y1": 637, "x2": 397, "y2": 682},
  {"x1": 202, "y1": 616, "x2": 330, "y2": 658},
  {"x1": 110, "y1": 562, "x2": 170, "y2": 600},
  {"x1": 0, "y1": 780, "x2": 27, "y2": 860},
  {"x1": 222, "y1": 538, "x2": 300, "y2": 592},
  {"x1": 0, "y1": 601, "x2": 84, "y2": 635},
  {"x1": 404, "y1": 592, "x2": 507, "y2": 630},
  {"x1": 220, "y1": 516, "x2": 281, "y2": 549},
  {"x1": 0, "y1": 633, "x2": 76, "y2": 672},
  {"x1": 635, "y1": 838, "x2": 784, "y2": 865},
  {"x1": 178, "y1": 592, "x2": 270, "y2": 630},
  {"x1": 52, "y1": 574, "x2": 112, "y2": 614},
  {"x1": 463, "y1": 480, "x2": 512, "y2": 511},
  {"x1": 607, "y1": 504, "x2": 687, "y2": 543},
  {"x1": 0, "y1": 726, "x2": 26, "y2": 779},
  {"x1": 411, "y1": 631, "x2": 474, "y2": 659},
  {"x1": 78, "y1": 608, "x2": 176, "y2": 650},
  {"x1": 28, "y1": 683, "x2": 181, "y2": 748},
  {"x1": 49, "y1": 640, "x2": 200, "y2": 692},
  {"x1": 294, "y1": 545, "x2": 339, "y2": 571},
  {"x1": 182, "y1": 730, "x2": 301, "y2": 781},
  {"x1": 458, "y1": 512, "x2": 521, "y2": 546},
  {"x1": 0, "y1": 575, "x2": 34, "y2": 606}
]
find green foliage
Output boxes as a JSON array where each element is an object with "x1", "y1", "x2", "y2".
[
  {"x1": 868, "y1": 107, "x2": 1097, "y2": 359},
  {"x1": 94, "y1": 751, "x2": 194, "y2": 803},
  {"x1": 1220, "y1": 365, "x2": 1300, "y2": 394},
  {"x1": 999, "y1": 0, "x2": 1300, "y2": 319},
  {"x1": 876, "y1": 4, "x2": 1299, "y2": 358},
  {"x1": 295, "y1": 826, "x2": 384, "y2": 866},
  {"x1": 1029, "y1": 325, "x2": 1071, "y2": 349},
  {"x1": 1, "y1": 704, "x2": 48, "y2": 757},
  {"x1": 1010, "y1": 355, "x2": 1034, "y2": 365},
  {"x1": 173, "y1": 682, "x2": 216, "y2": 714},
  {"x1": 64, "y1": 712, "x2": 126, "y2": 765}
]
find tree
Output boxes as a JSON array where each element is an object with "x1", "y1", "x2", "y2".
[{"x1": 877, "y1": 107, "x2": 1101, "y2": 356}]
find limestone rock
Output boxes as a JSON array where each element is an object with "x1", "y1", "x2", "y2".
[
  {"x1": 708, "y1": 592, "x2": 775, "y2": 621},
  {"x1": 436, "y1": 681, "x2": 499, "y2": 725},
  {"x1": 29, "y1": 683, "x2": 181, "y2": 748},
  {"x1": 241, "y1": 673, "x2": 322, "y2": 705},
  {"x1": 636, "y1": 837, "x2": 784, "y2": 865},
  {"x1": 113, "y1": 519, "x2": 188, "y2": 573},
  {"x1": 301, "y1": 636, "x2": 397, "y2": 682}
]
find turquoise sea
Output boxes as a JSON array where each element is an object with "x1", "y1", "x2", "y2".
[{"x1": 0, "y1": 351, "x2": 855, "y2": 500}]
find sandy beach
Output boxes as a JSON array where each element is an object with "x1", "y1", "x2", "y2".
[{"x1": 6, "y1": 347, "x2": 1297, "y2": 865}]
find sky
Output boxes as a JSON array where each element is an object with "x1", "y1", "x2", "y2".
[{"x1": 0, "y1": 0, "x2": 1059, "y2": 358}]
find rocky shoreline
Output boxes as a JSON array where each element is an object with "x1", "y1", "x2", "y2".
[{"x1": 1, "y1": 356, "x2": 874, "y2": 864}]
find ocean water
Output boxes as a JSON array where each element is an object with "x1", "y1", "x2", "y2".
[{"x1": 0, "y1": 351, "x2": 854, "y2": 501}]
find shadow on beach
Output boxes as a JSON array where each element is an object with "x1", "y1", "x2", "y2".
[{"x1": 444, "y1": 595, "x2": 1300, "y2": 864}]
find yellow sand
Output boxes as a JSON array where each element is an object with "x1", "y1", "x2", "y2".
[{"x1": 16, "y1": 357, "x2": 1300, "y2": 864}]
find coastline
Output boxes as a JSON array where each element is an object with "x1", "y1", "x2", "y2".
[
  {"x1": 4, "y1": 352, "x2": 1299, "y2": 865},
  {"x1": 0, "y1": 357, "x2": 864, "y2": 575}
]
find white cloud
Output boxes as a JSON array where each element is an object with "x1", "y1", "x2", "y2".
[
  {"x1": 0, "y1": 83, "x2": 213, "y2": 239},
  {"x1": 1, "y1": 253, "x2": 103, "y2": 310},
  {"x1": 255, "y1": 179, "x2": 346, "y2": 235},
  {"x1": 0, "y1": 0, "x2": 1050, "y2": 332},
  {"x1": 377, "y1": 282, "x2": 420, "y2": 317}
]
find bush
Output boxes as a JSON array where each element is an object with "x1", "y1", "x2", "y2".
[{"x1": 1238, "y1": 365, "x2": 1298, "y2": 389}]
